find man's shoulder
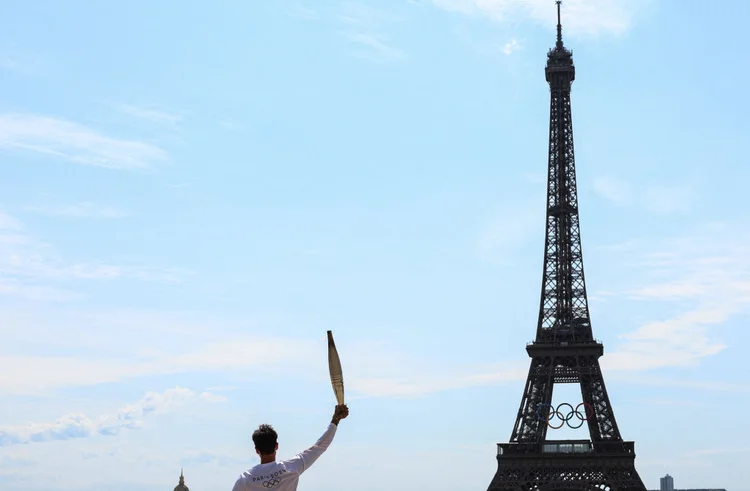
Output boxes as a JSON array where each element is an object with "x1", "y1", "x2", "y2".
[
  {"x1": 238, "y1": 462, "x2": 297, "y2": 481},
  {"x1": 240, "y1": 463, "x2": 278, "y2": 476},
  {"x1": 234, "y1": 462, "x2": 301, "y2": 490}
]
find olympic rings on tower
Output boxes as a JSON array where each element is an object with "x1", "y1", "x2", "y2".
[{"x1": 535, "y1": 402, "x2": 594, "y2": 429}]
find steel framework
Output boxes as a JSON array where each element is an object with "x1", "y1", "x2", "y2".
[{"x1": 487, "y1": 3, "x2": 646, "y2": 491}]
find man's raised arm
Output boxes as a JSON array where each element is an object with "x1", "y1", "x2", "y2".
[{"x1": 287, "y1": 405, "x2": 349, "y2": 474}]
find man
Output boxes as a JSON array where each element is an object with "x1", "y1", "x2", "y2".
[{"x1": 232, "y1": 404, "x2": 349, "y2": 491}]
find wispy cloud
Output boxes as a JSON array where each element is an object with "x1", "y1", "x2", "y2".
[
  {"x1": 23, "y1": 202, "x2": 129, "y2": 219},
  {"x1": 502, "y1": 39, "x2": 521, "y2": 55},
  {"x1": 0, "y1": 49, "x2": 46, "y2": 76},
  {"x1": 641, "y1": 183, "x2": 694, "y2": 214},
  {"x1": 115, "y1": 105, "x2": 183, "y2": 127},
  {"x1": 0, "y1": 114, "x2": 168, "y2": 170},
  {"x1": 429, "y1": 0, "x2": 652, "y2": 37},
  {"x1": 197, "y1": 392, "x2": 227, "y2": 403},
  {"x1": 0, "y1": 211, "x2": 21, "y2": 229},
  {"x1": 337, "y1": 3, "x2": 407, "y2": 62},
  {"x1": 180, "y1": 451, "x2": 247, "y2": 468},
  {"x1": 604, "y1": 308, "x2": 728, "y2": 371},
  {"x1": 0, "y1": 337, "x2": 319, "y2": 395},
  {"x1": 683, "y1": 446, "x2": 750, "y2": 458},
  {"x1": 592, "y1": 176, "x2": 631, "y2": 204},
  {"x1": 0, "y1": 297, "x2": 740, "y2": 400},
  {"x1": 592, "y1": 175, "x2": 694, "y2": 213},
  {"x1": 0, "y1": 214, "x2": 85, "y2": 301},
  {"x1": 331, "y1": 339, "x2": 529, "y2": 398},
  {"x1": 0, "y1": 305, "x2": 527, "y2": 398},
  {"x1": 350, "y1": 363, "x2": 527, "y2": 398},
  {"x1": 285, "y1": 3, "x2": 321, "y2": 20},
  {"x1": 615, "y1": 375, "x2": 750, "y2": 394},
  {"x1": 0, "y1": 387, "x2": 223, "y2": 447},
  {"x1": 0, "y1": 279, "x2": 84, "y2": 302},
  {"x1": 0, "y1": 246, "x2": 184, "y2": 283},
  {"x1": 476, "y1": 194, "x2": 544, "y2": 265},
  {"x1": 341, "y1": 32, "x2": 408, "y2": 62},
  {"x1": 218, "y1": 119, "x2": 243, "y2": 132},
  {"x1": 0, "y1": 51, "x2": 28, "y2": 74},
  {"x1": 602, "y1": 224, "x2": 749, "y2": 371},
  {"x1": 0, "y1": 210, "x2": 185, "y2": 302},
  {"x1": 636, "y1": 397, "x2": 705, "y2": 407}
]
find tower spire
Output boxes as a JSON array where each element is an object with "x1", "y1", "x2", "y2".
[
  {"x1": 175, "y1": 468, "x2": 189, "y2": 491},
  {"x1": 556, "y1": 0, "x2": 563, "y2": 49}
]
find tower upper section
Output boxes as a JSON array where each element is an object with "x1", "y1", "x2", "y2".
[
  {"x1": 546, "y1": 1, "x2": 575, "y2": 86},
  {"x1": 535, "y1": 0, "x2": 592, "y2": 345}
]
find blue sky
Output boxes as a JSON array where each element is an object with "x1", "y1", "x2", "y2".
[{"x1": 1, "y1": 0, "x2": 748, "y2": 490}]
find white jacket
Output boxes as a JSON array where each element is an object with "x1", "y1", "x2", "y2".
[{"x1": 232, "y1": 423, "x2": 337, "y2": 491}]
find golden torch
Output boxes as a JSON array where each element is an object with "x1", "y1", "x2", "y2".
[{"x1": 326, "y1": 330, "x2": 345, "y2": 405}]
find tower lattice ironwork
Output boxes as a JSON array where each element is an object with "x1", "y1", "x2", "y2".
[{"x1": 487, "y1": 3, "x2": 646, "y2": 491}]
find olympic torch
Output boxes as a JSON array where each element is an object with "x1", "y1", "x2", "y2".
[{"x1": 326, "y1": 330, "x2": 345, "y2": 405}]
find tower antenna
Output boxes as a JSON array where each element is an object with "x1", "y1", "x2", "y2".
[{"x1": 556, "y1": 0, "x2": 563, "y2": 48}]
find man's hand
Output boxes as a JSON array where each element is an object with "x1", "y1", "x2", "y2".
[{"x1": 331, "y1": 404, "x2": 349, "y2": 425}]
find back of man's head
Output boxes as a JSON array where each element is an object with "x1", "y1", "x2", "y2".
[{"x1": 252, "y1": 424, "x2": 278, "y2": 455}]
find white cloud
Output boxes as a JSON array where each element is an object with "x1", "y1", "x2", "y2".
[
  {"x1": 2, "y1": 215, "x2": 743, "y2": 399},
  {"x1": 0, "y1": 210, "x2": 184, "y2": 289},
  {"x1": 641, "y1": 183, "x2": 694, "y2": 213},
  {"x1": 198, "y1": 392, "x2": 228, "y2": 403},
  {"x1": 0, "y1": 211, "x2": 21, "y2": 229},
  {"x1": 23, "y1": 202, "x2": 129, "y2": 219},
  {"x1": 614, "y1": 375, "x2": 750, "y2": 394},
  {"x1": 0, "y1": 250, "x2": 184, "y2": 283},
  {"x1": 0, "y1": 49, "x2": 45, "y2": 76},
  {"x1": 342, "y1": 32, "x2": 408, "y2": 62},
  {"x1": 0, "y1": 279, "x2": 84, "y2": 302},
  {"x1": 683, "y1": 446, "x2": 750, "y2": 457},
  {"x1": 350, "y1": 364, "x2": 526, "y2": 398},
  {"x1": 0, "y1": 303, "x2": 527, "y2": 398},
  {"x1": 592, "y1": 176, "x2": 631, "y2": 204},
  {"x1": 602, "y1": 225, "x2": 750, "y2": 371},
  {"x1": 477, "y1": 198, "x2": 543, "y2": 265},
  {"x1": 115, "y1": 104, "x2": 183, "y2": 126},
  {"x1": 338, "y1": 2, "x2": 403, "y2": 26},
  {"x1": 0, "y1": 442, "x2": 182, "y2": 490},
  {"x1": 180, "y1": 451, "x2": 247, "y2": 468},
  {"x1": 0, "y1": 387, "x2": 223, "y2": 447},
  {"x1": 0, "y1": 114, "x2": 168, "y2": 170},
  {"x1": 603, "y1": 314, "x2": 727, "y2": 371},
  {"x1": 429, "y1": 0, "x2": 652, "y2": 37},
  {"x1": 0, "y1": 336, "x2": 319, "y2": 395},
  {"x1": 337, "y1": 3, "x2": 407, "y2": 62},
  {"x1": 0, "y1": 296, "x2": 739, "y2": 401},
  {"x1": 0, "y1": 52, "x2": 25, "y2": 73},
  {"x1": 285, "y1": 3, "x2": 320, "y2": 20},
  {"x1": 333, "y1": 339, "x2": 529, "y2": 398},
  {"x1": 502, "y1": 39, "x2": 521, "y2": 54},
  {"x1": 592, "y1": 175, "x2": 694, "y2": 213},
  {"x1": 218, "y1": 119, "x2": 243, "y2": 132}
]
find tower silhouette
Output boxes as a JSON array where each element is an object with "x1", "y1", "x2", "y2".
[{"x1": 487, "y1": 3, "x2": 646, "y2": 491}]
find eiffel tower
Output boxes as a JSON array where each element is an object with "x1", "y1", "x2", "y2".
[{"x1": 487, "y1": 3, "x2": 647, "y2": 491}]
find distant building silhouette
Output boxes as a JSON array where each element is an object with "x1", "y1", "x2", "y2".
[
  {"x1": 649, "y1": 488, "x2": 725, "y2": 491},
  {"x1": 174, "y1": 469, "x2": 190, "y2": 491},
  {"x1": 661, "y1": 474, "x2": 674, "y2": 491},
  {"x1": 647, "y1": 475, "x2": 725, "y2": 491}
]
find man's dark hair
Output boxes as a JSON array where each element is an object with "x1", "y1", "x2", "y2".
[{"x1": 252, "y1": 424, "x2": 278, "y2": 455}]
